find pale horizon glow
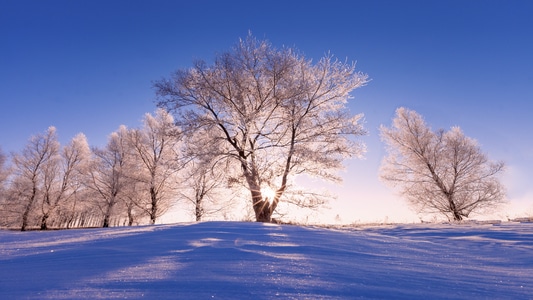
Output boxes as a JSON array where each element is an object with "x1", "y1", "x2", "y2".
[{"x1": 1, "y1": 1, "x2": 532, "y2": 224}]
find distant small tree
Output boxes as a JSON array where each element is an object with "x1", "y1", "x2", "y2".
[
  {"x1": 38, "y1": 133, "x2": 91, "y2": 230},
  {"x1": 87, "y1": 126, "x2": 130, "y2": 227},
  {"x1": 128, "y1": 109, "x2": 181, "y2": 224},
  {"x1": 179, "y1": 160, "x2": 236, "y2": 222},
  {"x1": 0, "y1": 148, "x2": 11, "y2": 226},
  {"x1": 155, "y1": 35, "x2": 368, "y2": 222},
  {"x1": 0, "y1": 148, "x2": 8, "y2": 189},
  {"x1": 120, "y1": 178, "x2": 146, "y2": 226},
  {"x1": 177, "y1": 125, "x2": 240, "y2": 222},
  {"x1": 10, "y1": 127, "x2": 59, "y2": 231},
  {"x1": 380, "y1": 107, "x2": 506, "y2": 221}
]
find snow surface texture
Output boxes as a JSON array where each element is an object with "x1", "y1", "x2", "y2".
[{"x1": 1, "y1": 222, "x2": 532, "y2": 299}]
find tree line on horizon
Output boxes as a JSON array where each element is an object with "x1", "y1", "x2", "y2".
[
  {"x1": 0, "y1": 109, "x2": 242, "y2": 231},
  {"x1": 0, "y1": 35, "x2": 506, "y2": 231}
]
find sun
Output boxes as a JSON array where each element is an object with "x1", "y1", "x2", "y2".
[{"x1": 261, "y1": 187, "x2": 277, "y2": 204}]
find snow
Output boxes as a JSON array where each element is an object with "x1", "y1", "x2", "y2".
[{"x1": 1, "y1": 222, "x2": 532, "y2": 299}]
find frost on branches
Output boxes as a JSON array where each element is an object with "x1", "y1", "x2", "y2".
[
  {"x1": 380, "y1": 107, "x2": 506, "y2": 221},
  {"x1": 155, "y1": 35, "x2": 368, "y2": 222}
]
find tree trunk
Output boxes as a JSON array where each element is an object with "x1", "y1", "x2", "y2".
[
  {"x1": 103, "y1": 196, "x2": 116, "y2": 228},
  {"x1": 254, "y1": 200, "x2": 273, "y2": 222},
  {"x1": 244, "y1": 176, "x2": 273, "y2": 222},
  {"x1": 127, "y1": 205, "x2": 134, "y2": 226},
  {"x1": 21, "y1": 209, "x2": 30, "y2": 231},
  {"x1": 448, "y1": 197, "x2": 463, "y2": 221},
  {"x1": 21, "y1": 186, "x2": 38, "y2": 231},
  {"x1": 195, "y1": 197, "x2": 203, "y2": 222},
  {"x1": 102, "y1": 206, "x2": 111, "y2": 228},
  {"x1": 40, "y1": 213, "x2": 49, "y2": 230},
  {"x1": 150, "y1": 186, "x2": 157, "y2": 225},
  {"x1": 452, "y1": 209, "x2": 463, "y2": 221}
]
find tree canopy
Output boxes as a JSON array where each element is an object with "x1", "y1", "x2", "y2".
[
  {"x1": 380, "y1": 107, "x2": 506, "y2": 221},
  {"x1": 155, "y1": 35, "x2": 368, "y2": 222}
]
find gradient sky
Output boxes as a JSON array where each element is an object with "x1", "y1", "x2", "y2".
[{"x1": 1, "y1": 0, "x2": 532, "y2": 223}]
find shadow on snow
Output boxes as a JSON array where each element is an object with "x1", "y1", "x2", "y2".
[{"x1": 0, "y1": 222, "x2": 532, "y2": 299}]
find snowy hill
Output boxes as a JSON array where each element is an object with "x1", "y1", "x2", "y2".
[{"x1": 1, "y1": 221, "x2": 532, "y2": 299}]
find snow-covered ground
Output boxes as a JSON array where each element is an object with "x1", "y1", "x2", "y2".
[{"x1": 1, "y1": 221, "x2": 532, "y2": 299}]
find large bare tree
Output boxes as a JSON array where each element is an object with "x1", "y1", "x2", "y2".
[
  {"x1": 380, "y1": 107, "x2": 506, "y2": 221},
  {"x1": 155, "y1": 35, "x2": 368, "y2": 222}
]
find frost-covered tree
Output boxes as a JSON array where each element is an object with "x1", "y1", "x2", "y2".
[
  {"x1": 0, "y1": 148, "x2": 9, "y2": 192},
  {"x1": 9, "y1": 127, "x2": 59, "y2": 231},
  {"x1": 128, "y1": 109, "x2": 181, "y2": 224},
  {"x1": 0, "y1": 148, "x2": 8, "y2": 189},
  {"x1": 0, "y1": 148, "x2": 11, "y2": 226},
  {"x1": 155, "y1": 35, "x2": 368, "y2": 222},
  {"x1": 179, "y1": 159, "x2": 236, "y2": 222},
  {"x1": 120, "y1": 179, "x2": 146, "y2": 226},
  {"x1": 55, "y1": 134, "x2": 92, "y2": 228},
  {"x1": 87, "y1": 126, "x2": 130, "y2": 227},
  {"x1": 177, "y1": 126, "x2": 240, "y2": 221},
  {"x1": 380, "y1": 107, "x2": 506, "y2": 221},
  {"x1": 37, "y1": 133, "x2": 91, "y2": 230}
]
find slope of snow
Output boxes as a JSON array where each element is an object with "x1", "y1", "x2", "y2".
[{"x1": 1, "y1": 222, "x2": 532, "y2": 299}]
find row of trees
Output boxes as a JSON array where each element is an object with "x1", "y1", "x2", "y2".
[
  {"x1": 1, "y1": 35, "x2": 506, "y2": 229},
  {"x1": 0, "y1": 110, "x2": 237, "y2": 231}
]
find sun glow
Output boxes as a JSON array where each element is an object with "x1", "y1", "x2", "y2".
[{"x1": 261, "y1": 187, "x2": 277, "y2": 204}]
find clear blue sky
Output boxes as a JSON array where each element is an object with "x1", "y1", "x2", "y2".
[{"x1": 1, "y1": 0, "x2": 532, "y2": 222}]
